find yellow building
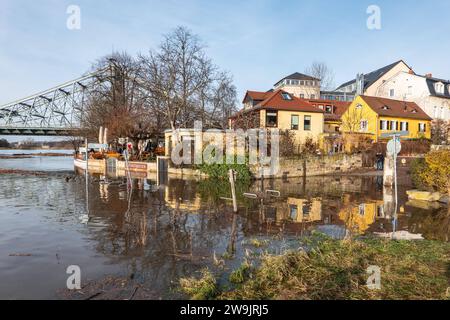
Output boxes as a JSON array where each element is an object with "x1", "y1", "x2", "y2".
[
  {"x1": 231, "y1": 89, "x2": 325, "y2": 149},
  {"x1": 341, "y1": 95, "x2": 432, "y2": 141}
]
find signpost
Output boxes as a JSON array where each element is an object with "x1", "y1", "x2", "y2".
[{"x1": 381, "y1": 131, "x2": 407, "y2": 236}]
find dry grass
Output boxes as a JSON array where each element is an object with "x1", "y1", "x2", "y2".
[
  {"x1": 179, "y1": 268, "x2": 219, "y2": 300},
  {"x1": 181, "y1": 236, "x2": 450, "y2": 300}
]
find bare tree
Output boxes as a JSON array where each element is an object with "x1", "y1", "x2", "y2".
[
  {"x1": 305, "y1": 61, "x2": 335, "y2": 91},
  {"x1": 431, "y1": 119, "x2": 449, "y2": 145},
  {"x1": 139, "y1": 26, "x2": 237, "y2": 134},
  {"x1": 78, "y1": 27, "x2": 237, "y2": 148},
  {"x1": 341, "y1": 106, "x2": 369, "y2": 133},
  {"x1": 82, "y1": 52, "x2": 158, "y2": 146}
]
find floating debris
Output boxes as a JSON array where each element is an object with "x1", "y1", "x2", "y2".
[
  {"x1": 374, "y1": 230, "x2": 424, "y2": 240},
  {"x1": 9, "y1": 253, "x2": 32, "y2": 257}
]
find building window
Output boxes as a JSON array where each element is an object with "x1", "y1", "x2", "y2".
[
  {"x1": 282, "y1": 92, "x2": 292, "y2": 100},
  {"x1": 304, "y1": 115, "x2": 312, "y2": 131},
  {"x1": 380, "y1": 120, "x2": 388, "y2": 130},
  {"x1": 300, "y1": 94, "x2": 305, "y2": 99},
  {"x1": 377, "y1": 205, "x2": 384, "y2": 218},
  {"x1": 291, "y1": 115, "x2": 299, "y2": 130},
  {"x1": 302, "y1": 202, "x2": 311, "y2": 217},
  {"x1": 434, "y1": 106, "x2": 439, "y2": 118},
  {"x1": 325, "y1": 105, "x2": 333, "y2": 113},
  {"x1": 359, "y1": 204, "x2": 365, "y2": 216},
  {"x1": 300, "y1": 81, "x2": 304, "y2": 86},
  {"x1": 418, "y1": 123, "x2": 426, "y2": 133},
  {"x1": 389, "y1": 89, "x2": 395, "y2": 97},
  {"x1": 360, "y1": 120, "x2": 368, "y2": 132},
  {"x1": 407, "y1": 86, "x2": 412, "y2": 95},
  {"x1": 356, "y1": 104, "x2": 362, "y2": 109},
  {"x1": 401, "y1": 121, "x2": 409, "y2": 131},
  {"x1": 266, "y1": 111, "x2": 278, "y2": 127},
  {"x1": 310, "y1": 94, "x2": 315, "y2": 99},
  {"x1": 390, "y1": 121, "x2": 398, "y2": 131},
  {"x1": 289, "y1": 205, "x2": 298, "y2": 221},
  {"x1": 435, "y1": 82, "x2": 444, "y2": 94}
]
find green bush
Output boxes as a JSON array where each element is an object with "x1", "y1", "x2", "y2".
[{"x1": 197, "y1": 160, "x2": 252, "y2": 181}]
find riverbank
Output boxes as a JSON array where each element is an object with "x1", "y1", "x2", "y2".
[
  {"x1": 0, "y1": 152, "x2": 73, "y2": 159},
  {"x1": 180, "y1": 235, "x2": 450, "y2": 300}
]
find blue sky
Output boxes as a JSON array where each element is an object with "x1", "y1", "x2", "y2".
[{"x1": 1, "y1": 0, "x2": 450, "y2": 109}]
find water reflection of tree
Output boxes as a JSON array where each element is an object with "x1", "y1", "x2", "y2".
[
  {"x1": 197, "y1": 178, "x2": 252, "y2": 205},
  {"x1": 408, "y1": 208, "x2": 450, "y2": 242}
]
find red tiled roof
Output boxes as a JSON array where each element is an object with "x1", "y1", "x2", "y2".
[
  {"x1": 359, "y1": 96, "x2": 432, "y2": 121},
  {"x1": 231, "y1": 90, "x2": 324, "y2": 120},
  {"x1": 308, "y1": 99, "x2": 351, "y2": 122},
  {"x1": 254, "y1": 90, "x2": 324, "y2": 113},
  {"x1": 242, "y1": 90, "x2": 272, "y2": 103}
]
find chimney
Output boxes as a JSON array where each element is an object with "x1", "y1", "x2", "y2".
[
  {"x1": 425, "y1": 73, "x2": 433, "y2": 78},
  {"x1": 408, "y1": 69, "x2": 414, "y2": 75}
]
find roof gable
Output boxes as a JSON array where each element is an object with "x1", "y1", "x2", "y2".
[
  {"x1": 242, "y1": 90, "x2": 272, "y2": 103},
  {"x1": 336, "y1": 60, "x2": 413, "y2": 91}
]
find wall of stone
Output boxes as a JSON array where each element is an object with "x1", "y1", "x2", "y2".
[{"x1": 251, "y1": 153, "x2": 364, "y2": 179}]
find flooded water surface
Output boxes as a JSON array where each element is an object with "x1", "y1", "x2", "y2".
[{"x1": 0, "y1": 153, "x2": 448, "y2": 299}]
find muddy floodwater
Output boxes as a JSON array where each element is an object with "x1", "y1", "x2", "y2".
[{"x1": 0, "y1": 151, "x2": 448, "y2": 299}]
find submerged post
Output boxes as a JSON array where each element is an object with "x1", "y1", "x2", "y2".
[
  {"x1": 85, "y1": 138, "x2": 89, "y2": 215},
  {"x1": 229, "y1": 169, "x2": 238, "y2": 213}
]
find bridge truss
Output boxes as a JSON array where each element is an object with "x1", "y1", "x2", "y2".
[{"x1": 0, "y1": 68, "x2": 108, "y2": 136}]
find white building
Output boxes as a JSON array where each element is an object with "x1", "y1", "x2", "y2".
[
  {"x1": 376, "y1": 71, "x2": 450, "y2": 122},
  {"x1": 323, "y1": 60, "x2": 413, "y2": 102},
  {"x1": 274, "y1": 72, "x2": 321, "y2": 100}
]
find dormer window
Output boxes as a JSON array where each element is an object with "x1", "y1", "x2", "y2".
[
  {"x1": 382, "y1": 105, "x2": 390, "y2": 110},
  {"x1": 411, "y1": 109, "x2": 417, "y2": 113},
  {"x1": 435, "y1": 82, "x2": 445, "y2": 94},
  {"x1": 281, "y1": 93, "x2": 292, "y2": 100}
]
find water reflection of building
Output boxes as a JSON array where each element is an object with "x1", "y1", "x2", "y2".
[
  {"x1": 263, "y1": 197, "x2": 324, "y2": 227},
  {"x1": 338, "y1": 194, "x2": 385, "y2": 235},
  {"x1": 285, "y1": 198, "x2": 322, "y2": 223}
]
